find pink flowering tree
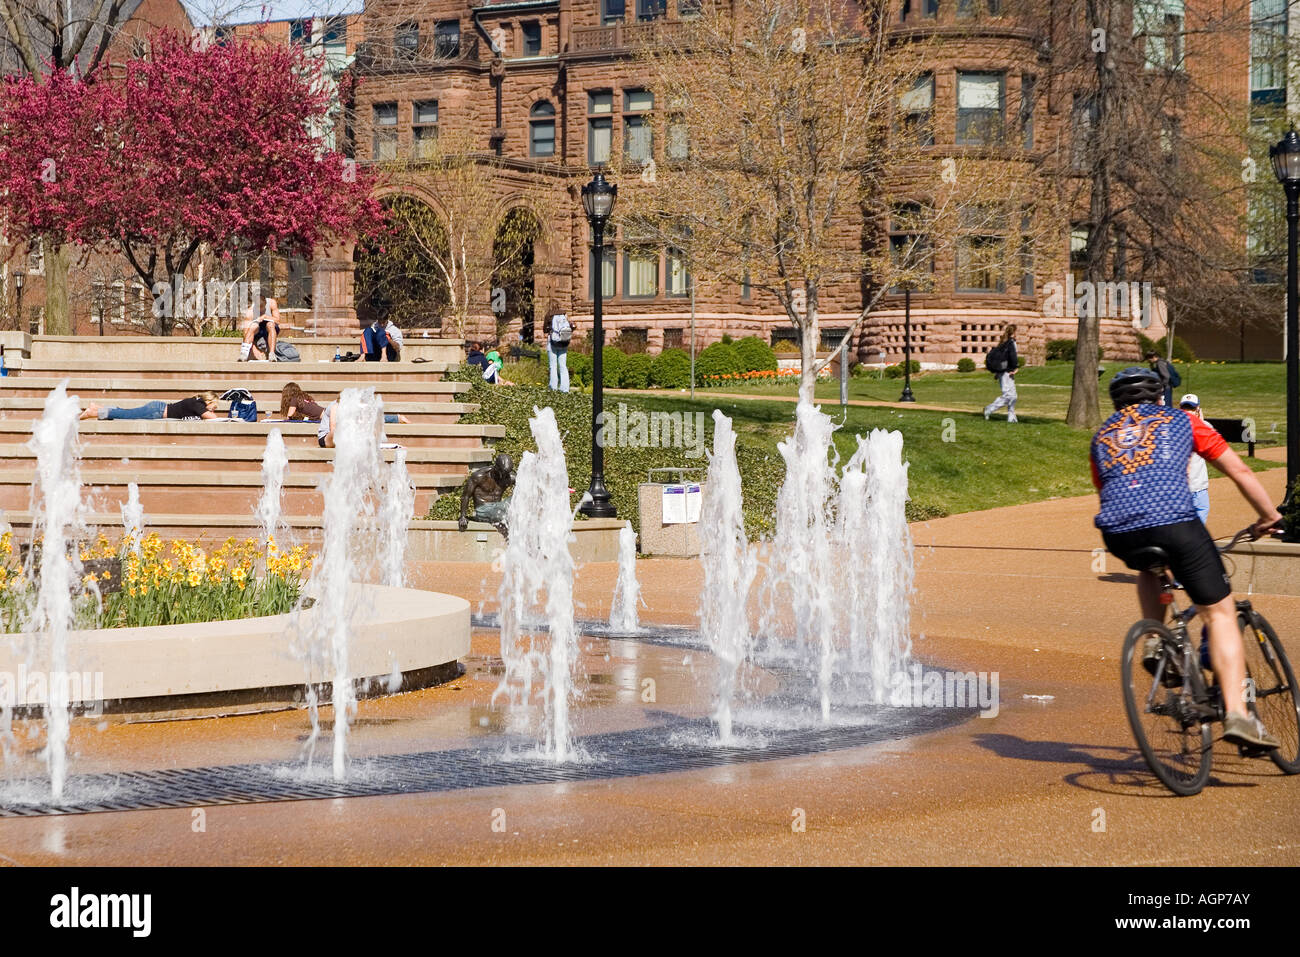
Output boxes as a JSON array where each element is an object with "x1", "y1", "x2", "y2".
[{"x1": 0, "y1": 30, "x2": 385, "y2": 333}]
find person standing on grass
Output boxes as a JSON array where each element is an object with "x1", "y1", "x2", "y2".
[
  {"x1": 1180, "y1": 394, "x2": 1211, "y2": 524},
  {"x1": 982, "y1": 324, "x2": 1019, "y2": 423},
  {"x1": 544, "y1": 311, "x2": 572, "y2": 393}
]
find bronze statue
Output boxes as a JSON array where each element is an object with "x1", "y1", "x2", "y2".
[{"x1": 458, "y1": 453, "x2": 515, "y2": 534}]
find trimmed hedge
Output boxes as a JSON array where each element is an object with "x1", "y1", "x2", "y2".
[
  {"x1": 651, "y1": 347, "x2": 692, "y2": 389},
  {"x1": 884, "y1": 360, "x2": 920, "y2": 378},
  {"x1": 600, "y1": 346, "x2": 626, "y2": 388},
  {"x1": 733, "y1": 336, "x2": 778, "y2": 373},
  {"x1": 695, "y1": 342, "x2": 742, "y2": 384},
  {"x1": 619, "y1": 352, "x2": 652, "y2": 389},
  {"x1": 1046, "y1": 338, "x2": 1103, "y2": 362},
  {"x1": 957, "y1": 358, "x2": 976, "y2": 372}
]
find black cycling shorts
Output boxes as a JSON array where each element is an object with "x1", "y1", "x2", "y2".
[{"x1": 1102, "y1": 519, "x2": 1231, "y2": 607}]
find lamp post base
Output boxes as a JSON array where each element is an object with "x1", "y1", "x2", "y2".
[
  {"x1": 898, "y1": 386, "x2": 915, "y2": 403},
  {"x1": 579, "y1": 475, "x2": 617, "y2": 519}
]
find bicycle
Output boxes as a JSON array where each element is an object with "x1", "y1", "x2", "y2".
[{"x1": 1120, "y1": 528, "x2": 1300, "y2": 795}]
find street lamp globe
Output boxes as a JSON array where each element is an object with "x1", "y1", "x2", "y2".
[
  {"x1": 581, "y1": 172, "x2": 617, "y2": 225},
  {"x1": 1270, "y1": 127, "x2": 1300, "y2": 187}
]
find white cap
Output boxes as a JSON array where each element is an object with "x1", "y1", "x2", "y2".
[{"x1": 1179, "y1": 393, "x2": 1200, "y2": 408}]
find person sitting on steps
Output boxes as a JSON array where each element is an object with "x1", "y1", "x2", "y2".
[{"x1": 239, "y1": 298, "x2": 281, "y2": 361}]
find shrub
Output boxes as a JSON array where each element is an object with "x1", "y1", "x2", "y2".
[
  {"x1": 1045, "y1": 338, "x2": 1103, "y2": 362},
  {"x1": 694, "y1": 342, "x2": 742, "y2": 384},
  {"x1": 650, "y1": 348, "x2": 692, "y2": 389},
  {"x1": 884, "y1": 360, "x2": 920, "y2": 378},
  {"x1": 720, "y1": 333, "x2": 733, "y2": 345},
  {"x1": 773, "y1": 339, "x2": 801, "y2": 355},
  {"x1": 601, "y1": 345, "x2": 626, "y2": 388},
  {"x1": 566, "y1": 351, "x2": 593, "y2": 388},
  {"x1": 733, "y1": 336, "x2": 779, "y2": 374},
  {"x1": 502, "y1": 357, "x2": 547, "y2": 387},
  {"x1": 1155, "y1": 335, "x2": 1196, "y2": 363},
  {"x1": 619, "y1": 352, "x2": 652, "y2": 389},
  {"x1": 957, "y1": 357, "x2": 976, "y2": 372}
]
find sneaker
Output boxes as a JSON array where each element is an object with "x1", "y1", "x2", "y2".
[
  {"x1": 1222, "y1": 712, "x2": 1280, "y2": 750},
  {"x1": 983, "y1": 408, "x2": 991, "y2": 420},
  {"x1": 1142, "y1": 636, "x2": 1183, "y2": 687},
  {"x1": 1007, "y1": 415, "x2": 1018, "y2": 423}
]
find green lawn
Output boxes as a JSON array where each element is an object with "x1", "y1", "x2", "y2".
[
  {"x1": 626, "y1": 363, "x2": 1282, "y2": 519},
  {"x1": 688, "y1": 361, "x2": 1288, "y2": 436},
  {"x1": 443, "y1": 362, "x2": 1283, "y2": 531}
]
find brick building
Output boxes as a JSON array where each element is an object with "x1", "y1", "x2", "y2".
[{"x1": 350, "y1": 0, "x2": 1241, "y2": 364}]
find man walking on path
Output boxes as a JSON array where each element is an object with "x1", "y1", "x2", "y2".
[{"x1": 1146, "y1": 350, "x2": 1175, "y2": 408}]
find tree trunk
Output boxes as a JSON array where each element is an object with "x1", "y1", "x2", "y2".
[
  {"x1": 798, "y1": 295, "x2": 819, "y2": 405},
  {"x1": 43, "y1": 242, "x2": 71, "y2": 335}
]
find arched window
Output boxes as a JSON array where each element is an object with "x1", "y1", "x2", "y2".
[{"x1": 529, "y1": 101, "x2": 556, "y2": 158}]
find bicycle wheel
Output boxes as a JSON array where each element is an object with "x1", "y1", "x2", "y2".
[
  {"x1": 1121, "y1": 619, "x2": 1213, "y2": 795},
  {"x1": 1239, "y1": 609, "x2": 1300, "y2": 774}
]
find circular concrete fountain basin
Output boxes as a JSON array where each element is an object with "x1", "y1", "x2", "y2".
[{"x1": 0, "y1": 583, "x2": 470, "y2": 717}]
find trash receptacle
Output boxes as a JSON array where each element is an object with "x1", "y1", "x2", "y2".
[{"x1": 637, "y1": 468, "x2": 705, "y2": 557}]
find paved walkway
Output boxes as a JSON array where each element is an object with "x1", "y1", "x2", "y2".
[
  {"x1": 0, "y1": 466, "x2": 1294, "y2": 864},
  {"x1": 611, "y1": 387, "x2": 970, "y2": 414}
]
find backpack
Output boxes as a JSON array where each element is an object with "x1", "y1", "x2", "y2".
[
  {"x1": 221, "y1": 389, "x2": 258, "y2": 423},
  {"x1": 985, "y1": 342, "x2": 1010, "y2": 374},
  {"x1": 274, "y1": 340, "x2": 300, "y2": 362},
  {"x1": 1167, "y1": 363, "x2": 1181, "y2": 389},
  {"x1": 550, "y1": 313, "x2": 572, "y2": 346},
  {"x1": 365, "y1": 324, "x2": 388, "y2": 356}
]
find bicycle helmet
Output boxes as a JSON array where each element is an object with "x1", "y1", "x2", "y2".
[{"x1": 1108, "y1": 366, "x2": 1163, "y2": 409}]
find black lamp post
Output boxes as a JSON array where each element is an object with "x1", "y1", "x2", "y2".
[
  {"x1": 1270, "y1": 127, "x2": 1300, "y2": 529},
  {"x1": 898, "y1": 284, "x2": 916, "y2": 402},
  {"x1": 12, "y1": 269, "x2": 24, "y2": 333},
  {"x1": 579, "y1": 171, "x2": 618, "y2": 518}
]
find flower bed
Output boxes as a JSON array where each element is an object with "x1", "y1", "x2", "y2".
[
  {"x1": 0, "y1": 531, "x2": 312, "y2": 632},
  {"x1": 700, "y1": 368, "x2": 802, "y2": 387}
]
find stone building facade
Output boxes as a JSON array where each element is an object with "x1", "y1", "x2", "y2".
[{"x1": 348, "y1": 0, "x2": 1198, "y2": 365}]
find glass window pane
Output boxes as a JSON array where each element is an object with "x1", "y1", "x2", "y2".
[
  {"x1": 414, "y1": 101, "x2": 438, "y2": 124},
  {"x1": 589, "y1": 91, "x2": 613, "y2": 114},
  {"x1": 603, "y1": 0, "x2": 625, "y2": 25},
  {"x1": 899, "y1": 75, "x2": 933, "y2": 111},
  {"x1": 625, "y1": 89, "x2": 654, "y2": 112},
  {"x1": 531, "y1": 121, "x2": 555, "y2": 156},
  {"x1": 667, "y1": 249, "x2": 689, "y2": 295},
  {"x1": 625, "y1": 249, "x2": 658, "y2": 297},
  {"x1": 625, "y1": 117, "x2": 652, "y2": 162},
  {"x1": 589, "y1": 118, "x2": 612, "y2": 164},
  {"x1": 958, "y1": 73, "x2": 1001, "y2": 109}
]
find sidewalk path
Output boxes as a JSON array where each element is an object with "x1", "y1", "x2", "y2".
[{"x1": 0, "y1": 462, "x2": 1293, "y2": 864}]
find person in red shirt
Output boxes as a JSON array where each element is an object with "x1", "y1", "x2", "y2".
[{"x1": 1091, "y1": 367, "x2": 1282, "y2": 750}]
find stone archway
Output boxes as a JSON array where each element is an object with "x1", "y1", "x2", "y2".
[
  {"x1": 353, "y1": 194, "x2": 451, "y2": 331},
  {"x1": 492, "y1": 206, "x2": 544, "y2": 343}
]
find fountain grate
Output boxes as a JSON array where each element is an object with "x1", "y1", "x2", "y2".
[{"x1": 0, "y1": 705, "x2": 972, "y2": 818}]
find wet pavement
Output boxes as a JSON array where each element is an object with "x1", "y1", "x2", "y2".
[{"x1": 0, "y1": 466, "x2": 1296, "y2": 864}]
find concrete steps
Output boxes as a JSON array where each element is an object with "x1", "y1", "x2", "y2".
[
  {"x1": 0, "y1": 397, "x2": 480, "y2": 425},
  {"x1": 1, "y1": 468, "x2": 464, "y2": 517},
  {"x1": 14, "y1": 359, "x2": 456, "y2": 384},
  {"x1": 0, "y1": 420, "x2": 502, "y2": 450},
  {"x1": 31, "y1": 335, "x2": 465, "y2": 366},
  {"x1": 0, "y1": 342, "x2": 491, "y2": 540}
]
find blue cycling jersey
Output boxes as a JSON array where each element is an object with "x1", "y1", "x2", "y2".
[{"x1": 1091, "y1": 403, "x2": 1199, "y2": 533}]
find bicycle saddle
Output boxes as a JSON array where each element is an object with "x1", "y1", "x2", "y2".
[{"x1": 1124, "y1": 546, "x2": 1170, "y2": 571}]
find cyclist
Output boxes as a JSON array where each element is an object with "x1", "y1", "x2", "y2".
[{"x1": 1091, "y1": 366, "x2": 1283, "y2": 750}]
